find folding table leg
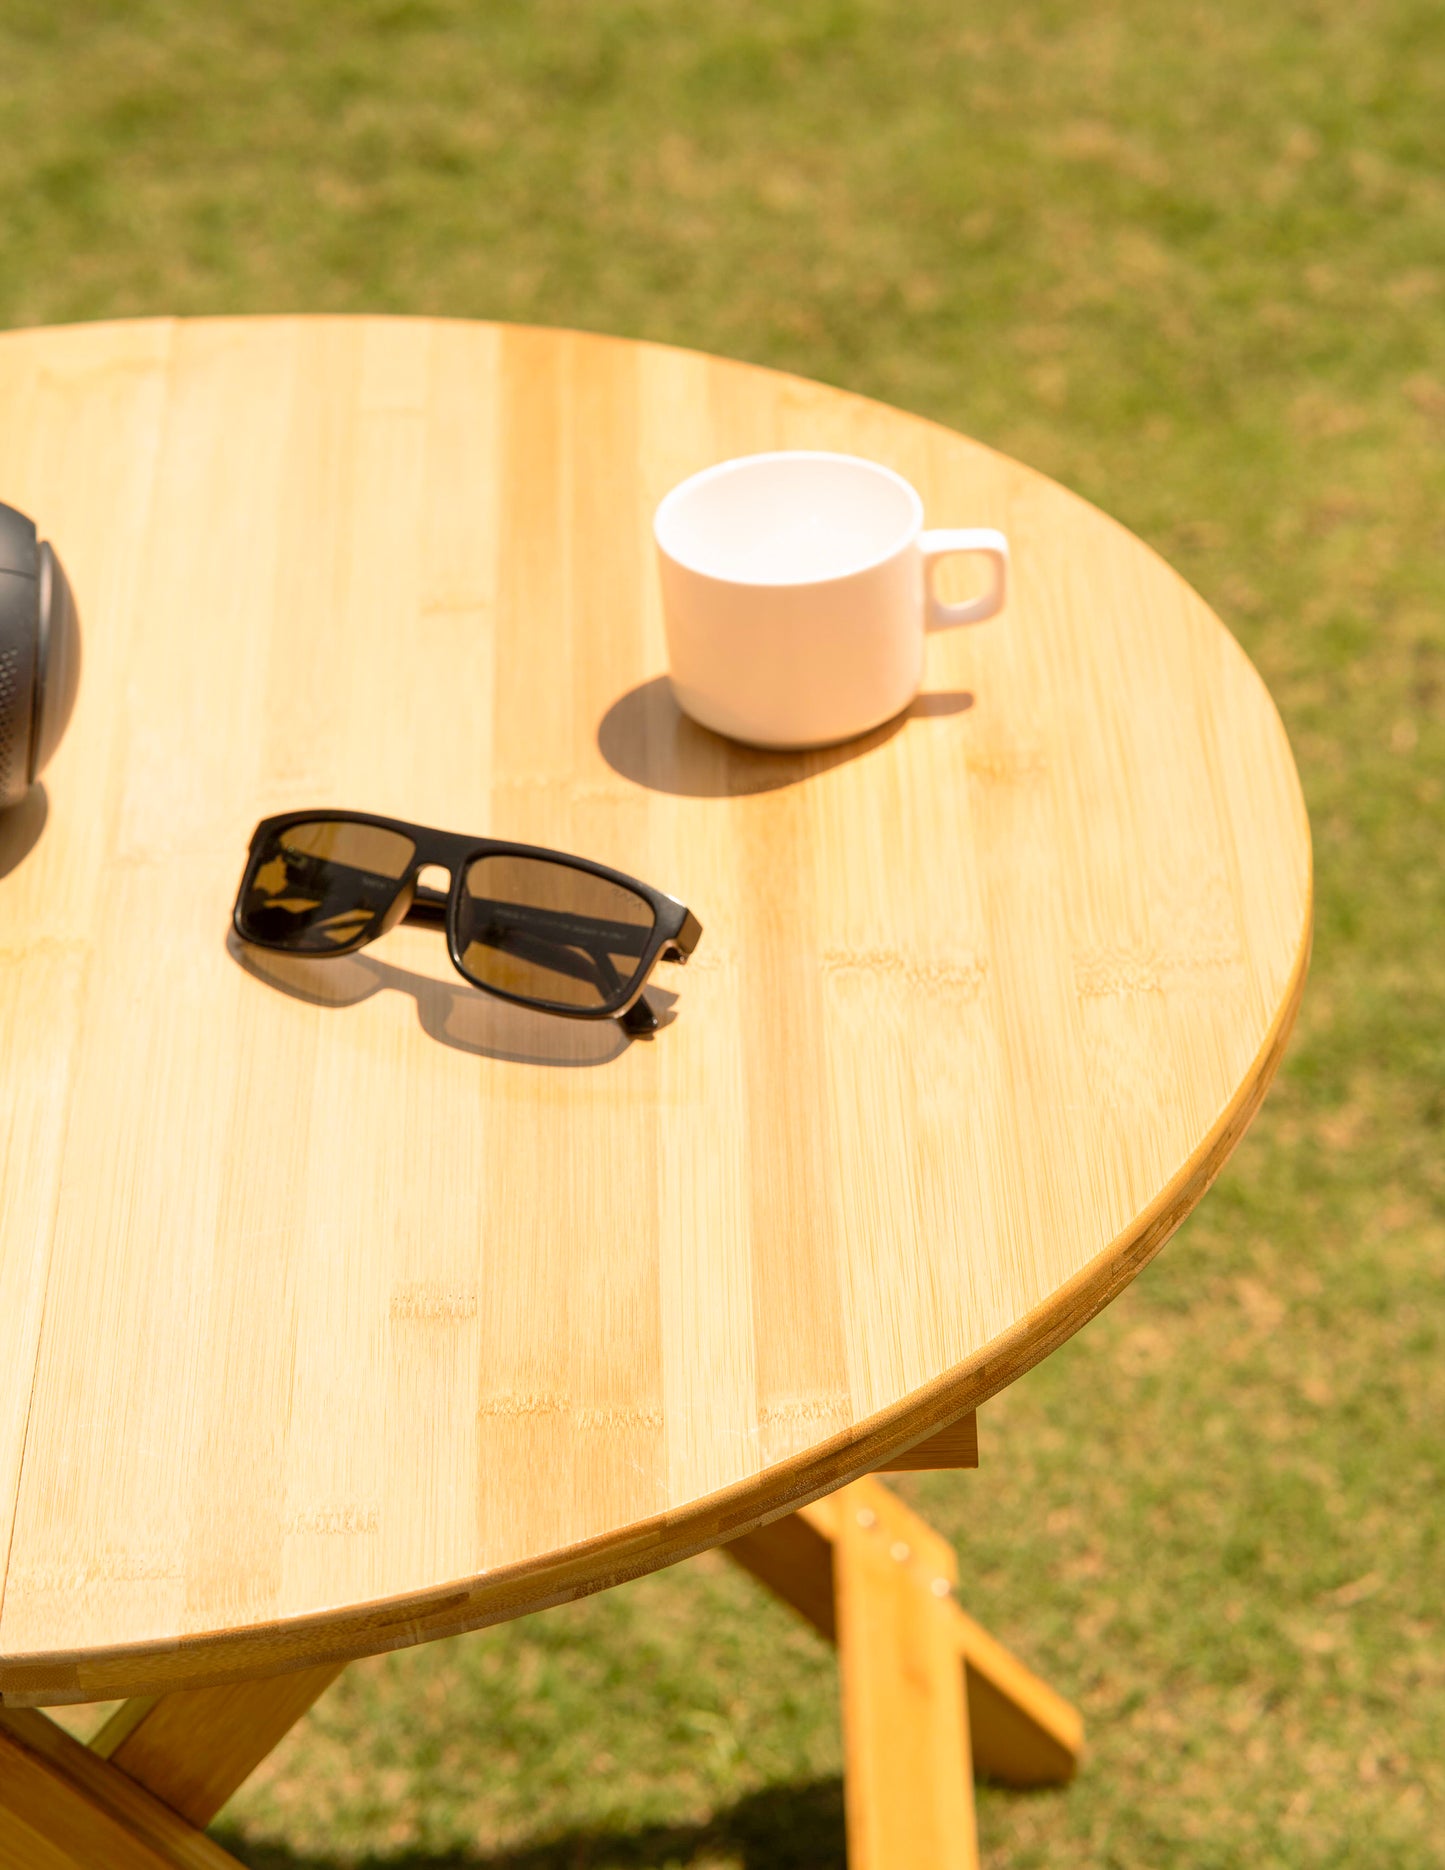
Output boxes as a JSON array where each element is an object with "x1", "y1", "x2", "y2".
[
  {"x1": 833, "y1": 1493, "x2": 978, "y2": 1870},
  {"x1": 90, "y1": 1662, "x2": 345, "y2": 1825},
  {"x1": 726, "y1": 1473, "x2": 1084, "y2": 1867},
  {"x1": 0, "y1": 1706, "x2": 243, "y2": 1868}
]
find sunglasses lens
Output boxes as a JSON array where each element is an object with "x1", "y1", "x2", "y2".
[
  {"x1": 457, "y1": 855, "x2": 657, "y2": 1010},
  {"x1": 238, "y1": 819, "x2": 416, "y2": 951}
]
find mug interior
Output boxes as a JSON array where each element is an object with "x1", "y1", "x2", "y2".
[{"x1": 655, "y1": 452, "x2": 921, "y2": 585}]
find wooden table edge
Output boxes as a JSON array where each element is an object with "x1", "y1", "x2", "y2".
[
  {"x1": 0, "y1": 896, "x2": 1311, "y2": 1706},
  {"x1": 0, "y1": 310, "x2": 1126, "y2": 562}
]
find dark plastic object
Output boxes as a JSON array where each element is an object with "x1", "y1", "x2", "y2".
[
  {"x1": 234, "y1": 809, "x2": 704, "y2": 1037},
  {"x1": 0, "y1": 501, "x2": 82, "y2": 809}
]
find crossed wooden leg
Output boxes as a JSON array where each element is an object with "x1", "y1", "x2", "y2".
[
  {"x1": 0, "y1": 1429, "x2": 1079, "y2": 1867},
  {"x1": 726, "y1": 1469, "x2": 1084, "y2": 1869},
  {"x1": 0, "y1": 1664, "x2": 340, "y2": 1867}
]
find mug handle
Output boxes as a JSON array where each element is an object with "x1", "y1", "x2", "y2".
[{"x1": 920, "y1": 528, "x2": 1010, "y2": 630}]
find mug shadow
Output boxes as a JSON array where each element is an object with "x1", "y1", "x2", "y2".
[
  {"x1": 597, "y1": 677, "x2": 974, "y2": 798},
  {"x1": 226, "y1": 931, "x2": 672, "y2": 1069},
  {"x1": 0, "y1": 783, "x2": 49, "y2": 878},
  {"x1": 216, "y1": 1773, "x2": 848, "y2": 1870}
]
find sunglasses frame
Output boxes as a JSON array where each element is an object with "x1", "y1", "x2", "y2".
[{"x1": 233, "y1": 809, "x2": 703, "y2": 1036}]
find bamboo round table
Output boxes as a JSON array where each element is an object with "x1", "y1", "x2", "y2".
[{"x1": 0, "y1": 317, "x2": 1310, "y2": 1868}]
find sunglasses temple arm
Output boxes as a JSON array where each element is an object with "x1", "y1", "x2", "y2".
[
  {"x1": 620, "y1": 995, "x2": 660, "y2": 1037},
  {"x1": 661, "y1": 908, "x2": 703, "y2": 962}
]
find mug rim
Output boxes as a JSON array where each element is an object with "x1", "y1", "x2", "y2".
[{"x1": 653, "y1": 450, "x2": 924, "y2": 589}]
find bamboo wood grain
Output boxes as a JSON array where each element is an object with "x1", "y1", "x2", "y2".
[
  {"x1": 0, "y1": 318, "x2": 1311, "y2": 1702},
  {"x1": 0, "y1": 1710, "x2": 240, "y2": 1868}
]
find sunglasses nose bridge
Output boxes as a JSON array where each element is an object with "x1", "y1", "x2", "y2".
[
  {"x1": 398, "y1": 861, "x2": 454, "y2": 931},
  {"x1": 415, "y1": 861, "x2": 455, "y2": 905}
]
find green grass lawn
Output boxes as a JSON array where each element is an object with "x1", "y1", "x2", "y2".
[{"x1": 5, "y1": 1, "x2": 1442, "y2": 1863}]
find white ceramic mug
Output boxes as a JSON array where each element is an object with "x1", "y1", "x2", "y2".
[{"x1": 654, "y1": 451, "x2": 1009, "y2": 749}]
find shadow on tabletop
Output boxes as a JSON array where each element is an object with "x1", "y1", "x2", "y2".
[
  {"x1": 227, "y1": 930, "x2": 677, "y2": 1069},
  {"x1": 0, "y1": 783, "x2": 48, "y2": 877},
  {"x1": 598, "y1": 676, "x2": 974, "y2": 798},
  {"x1": 216, "y1": 1775, "x2": 847, "y2": 1870}
]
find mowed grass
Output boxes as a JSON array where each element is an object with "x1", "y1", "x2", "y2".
[{"x1": 4, "y1": 1, "x2": 1442, "y2": 1864}]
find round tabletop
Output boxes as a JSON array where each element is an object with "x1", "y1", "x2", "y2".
[{"x1": 0, "y1": 317, "x2": 1310, "y2": 1704}]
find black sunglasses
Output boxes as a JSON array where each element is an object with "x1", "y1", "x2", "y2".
[{"x1": 233, "y1": 810, "x2": 703, "y2": 1037}]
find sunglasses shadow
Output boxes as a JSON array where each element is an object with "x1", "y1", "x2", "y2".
[
  {"x1": 226, "y1": 930, "x2": 671, "y2": 1069},
  {"x1": 597, "y1": 676, "x2": 975, "y2": 798}
]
